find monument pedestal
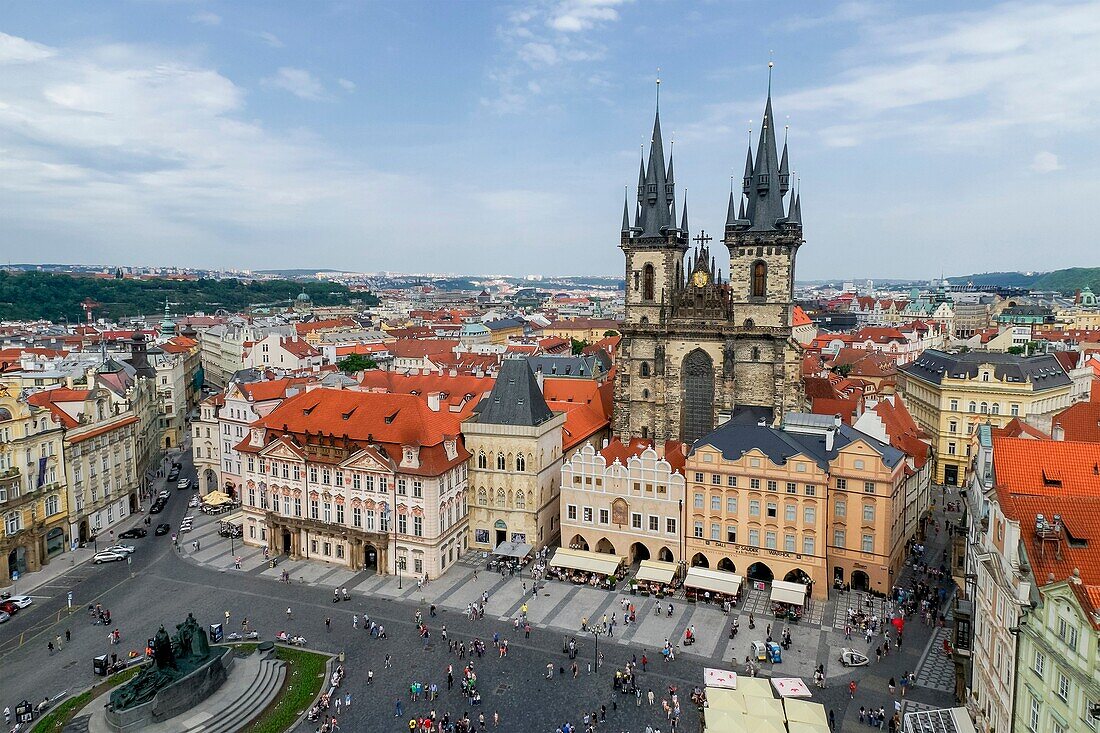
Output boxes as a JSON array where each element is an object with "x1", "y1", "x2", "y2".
[{"x1": 104, "y1": 649, "x2": 232, "y2": 733}]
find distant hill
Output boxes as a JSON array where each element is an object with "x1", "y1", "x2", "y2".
[
  {"x1": 951, "y1": 268, "x2": 1100, "y2": 293},
  {"x1": 0, "y1": 271, "x2": 374, "y2": 322}
]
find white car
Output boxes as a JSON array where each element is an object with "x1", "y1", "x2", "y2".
[
  {"x1": 158, "y1": 490, "x2": 171, "y2": 499},
  {"x1": 188, "y1": 497, "x2": 200, "y2": 508},
  {"x1": 93, "y1": 551, "x2": 127, "y2": 564},
  {"x1": 103, "y1": 544, "x2": 136, "y2": 555},
  {"x1": 177, "y1": 479, "x2": 191, "y2": 490},
  {"x1": 5, "y1": 595, "x2": 33, "y2": 609},
  {"x1": 0, "y1": 610, "x2": 10, "y2": 623}
]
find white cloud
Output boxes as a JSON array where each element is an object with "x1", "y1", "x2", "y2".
[
  {"x1": 0, "y1": 32, "x2": 56, "y2": 63},
  {"x1": 257, "y1": 31, "x2": 284, "y2": 48},
  {"x1": 548, "y1": 0, "x2": 624, "y2": 32},
  {"x1": 486, "y1": 0, "x2": 629, "y2": 114},
  {"x1": 1031, "y1": 151, "x2": 1062, "y2": 173},
  {"x1": 189, "y1": 11, "x2": 222, "y2": 26},
  {"x1": 262, "y1": 67, "x2": 326, "y2": 101},
  {"x1": 337, "y1": 78, "x2": 356, "y2": 92}
]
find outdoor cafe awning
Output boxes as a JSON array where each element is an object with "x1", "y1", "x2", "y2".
[
  {"x1": 549, "y1": 547, "x2": 624, "y2": 576},
  {"x1": 684, "y1": 566, "x2": 742, "y2": 597},
  {"x1": 202, "y1": 491, "x2": 232, "y2": 506},
  {"x1": 634, "y1": 559, "x2": 678, "y2": 584},
  {"x1": 492, "y1": 541, "x2": 532, "y2": 559},
  {"x1": 218, "y1": 512, "x2": 243, "y2": 527},
  {"x1": 770, "y1": 579, "x2": 808, "y2": 606}
]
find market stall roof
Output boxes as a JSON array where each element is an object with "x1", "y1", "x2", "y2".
[
  {"x1": 744, "y1": 694, "x2": 786, "y2": 720},
  {"x1": 549, "y1": 547, "x2": 624, "y2": 576},
  {"x1": 703, "y1": 667, "x2": 738, "y2": 690},
  {"x1": 770, "y1": 579, "x2": 808, "y2": 606},
  {"x1": 684, "y1": 566, "x2": 743, "y2": 596},
  {"x1": 783, "y1": 698, "x2": 829, "y2": 723},
  {"x1": 202, "y1": 491, "x2": 232, "y2": 506},
  {"x1": 492, "y1": 541, "x2": 532, "y2": 559},
  {"x1": 772, "y1": 677, "x2": 814, "y2": 699},
  {"x1": 787, "y1": 722, "x2": 831, "y2": 733},
  {"x1": 733, "y1": 676, "x2": 776, "y2": 698},
  {"x1": 635, "y1": 559, "x2": 678, "y2": 584}
]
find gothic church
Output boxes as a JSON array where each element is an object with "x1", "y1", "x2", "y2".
[{"x1": 613, "y1": 86, "x2": 806, "y2": 445}]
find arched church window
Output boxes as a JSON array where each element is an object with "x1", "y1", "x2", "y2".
[
  {"x1": 752, "y1": 261, "x2": 767, "y2": 298},
  {"x1": 643, "y1": 264, "x2": 655, "y2": 301},
  {"x1": 633, "y1": 271, "x2": 640, "y2": 291},
  {"x1": 496, "y1": 453, "x2": 506, "y2": 470},
  {"x1": 640, "y1": 361, "x2": 650, "y2": 377},
  {"x1": 642, "y1": 389, "x2": 650, "y2": 399},
  {"x1": 752, "y1": 347, "x2": 760, "y2": 361},
  {"x1": 477, "y1": 452, "x2": 487, "y2": 469},
  {"x1": 516, "y1": 454, "x2": 526, "y2": 472},
  {"x1": 744, "y1": 319, "x2": 755, "y2": 329}
]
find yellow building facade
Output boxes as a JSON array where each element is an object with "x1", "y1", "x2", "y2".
[
  {"x1": 684, "y1": 414, "x2": 908, "y2": 600},
  {"x1": 0, "y1": 385, "x2": 69, "y2": 588},
  {"x1": 898, "y1": 350, "x2": 1075, "y2": 487}
]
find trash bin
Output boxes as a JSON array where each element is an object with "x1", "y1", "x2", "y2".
[
  {"x1": 93, "y1": 655, "x2": 109, "y2": 676},
  {"x1": 338, "y1": 651, "x2": 345, "y2": 663},
  {"x1": 209, "y1": 623, "x2": 224, "y2": 643}
]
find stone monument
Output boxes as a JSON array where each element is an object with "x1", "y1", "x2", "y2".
[{"x1": 105, "y1": 613, "x2": 232, "y2": 732}]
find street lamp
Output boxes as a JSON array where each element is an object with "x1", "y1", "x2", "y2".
[{"x1": 589, "y1": 627, "x2": 603, "y2": 670}]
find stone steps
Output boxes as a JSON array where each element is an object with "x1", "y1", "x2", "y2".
[{"x1": 177, "y1": 656, "x2": 285, "y2": 733}]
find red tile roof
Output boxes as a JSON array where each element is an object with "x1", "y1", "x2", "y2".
[
  {"x1": 544, "y1": 377, "x2": 611, "y2": 450},
  {"x1": 792, "y1": 306, "x2": 812, "y2": 327},
  {"x1": 994, "y1": 438, "x2": 1100, "y2": 589},
  {"x1": 69, "y1": 415, "x2": 139, "y2": 443},
  {"x1": 600, "y1": 437, "x2": 687, "y2": 475},
  {"x1": 295, "y1": 318, "x2": 358, "y2": 335},
  {"x1": 870, "y1": 396, "x2": 930, "y2": 468},
  {"x1": 1052, "y1": 401, "x2": 1100, "y2": 443},
  {"x1": 238, "y1": 378, "x2": 317, "y2": 403},
  {"x1": 358, "y1": 371, "x2": 494, "y2": 417},
  {"x1": 239, "y1": 389, "x2": 467, "y2": 476},
  {"x1": 280, "y1": 337, "x2": 321, "y2": 358},
  {"x1": 992, "y1": 417, "x2": 1050, "y2": 440}
]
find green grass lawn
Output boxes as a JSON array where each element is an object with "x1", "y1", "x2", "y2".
[
  {"x1": 246, "y1": 646, "x2": 330, "y2": 733},
  {"x1": 32, "y1": 667, "x2": 141, "y2": 733}
]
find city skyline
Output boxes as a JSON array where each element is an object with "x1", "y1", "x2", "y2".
[{"x1": 1, "y1": 1, "x2": 1097, "y2": 278}]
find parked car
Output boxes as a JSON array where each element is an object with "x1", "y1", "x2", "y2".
[
  {"x1": 5, "y1": 595, "x2": 32, "y2": 609},
  {"x1": 176, "y1": 479, "x2": 191, "y2": 490},
  {"x1": 167, "y1": 470, "x2": 180, "y2": 482},
  {"x1": 0, "y1": 610, "x2": 10, "y2": 623},
  {"x1": 158, "y1": 490, "x2": 170, "y2": 499},
  {"x1": 104, "y1": 544, "x2": 136, "y2": 555},
  {"x1": 119, "y1": 528, "x2": 147, "y2": 539},
  {"x1": 150, "y1": 503, "x2": 165, "y2": 514},
  {"x1": 155, "y1": 523, "x2": 171, "y2": 536},
  {"x1": 92, "y1": 551, "x2": 127, "y2": 564},
  {"x1": 0, "y1": 600, "x2": 19, "y2": 616}
]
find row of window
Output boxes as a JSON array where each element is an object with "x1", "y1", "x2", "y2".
[
  {"x1": 692, "y1": 494, "x2": 826, "y2": 523},
  {"x1": 691, "y1": 522, "x2": 819, "y2": 555},
  {"x1": 248, "y1": 488, "x2": 468, "y2": 536},
  {"x1": 692, "y1": 473, "x2": 822, "y2": 495},
  {"x1": 476, "y1": 452, "x2": 528, "y2": 472},
  {"x1": 948, "y1": 398, "x2": 1020, "y2": 416},
  {"x1": 564, "y1": 504, "x2": 678, "y2": 535}
]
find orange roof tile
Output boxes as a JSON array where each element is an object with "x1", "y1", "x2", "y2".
[
  {"x1": 238, "y1": 378, "x2": 317, "y2": 402},
  {"x1": 1052, "y1": 401, "x2": 1100, "y2": 443},
  {"x1": 600, "y1": 437, "x2": 686, "y2": 474},
  {"x1": 992, "y1": 417, "x2": 1050, "y2": 440},
  {"x1": 792, "y1": 305, "x2": 812, "y2": 327},
  {"x1": 69, "y1": 416, "x2": 139, "y2": 443}
]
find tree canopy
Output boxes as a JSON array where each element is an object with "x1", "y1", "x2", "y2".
[{"x1": 0, "y1": 271, "x2": 375, "y2": 322}]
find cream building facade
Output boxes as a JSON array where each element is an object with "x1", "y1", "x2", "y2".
[
  {"x1": 463, "y1": 359, "x2": 565, "y2": 552},
  {"x1": 559, "y1": 439, "x2": 686, "y2": 564},
  {"x1": 898, "y1": 350, "x2": 1076, "y2": 487}
]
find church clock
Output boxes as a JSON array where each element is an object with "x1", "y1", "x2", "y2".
[{"x1": 692, "y1": 270, "x2": 710, "y2": 288}]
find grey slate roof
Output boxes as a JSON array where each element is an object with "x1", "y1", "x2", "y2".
[
  {"x1": 692, "y1": 415, "x2": 905, "y2": 472},
  {"x1": 727, "y1": 94, "x2": 797, "y2": 233},
  {"x1": 527, "y1": 354, "x2": 606, "y2": 378},
  {"x1": 484, "y1": 317, "x2": 525, "y2": 332},
  {"x1": 472, "y1": 358, "x2": 554, "y2": 427},
  {"x1": 899, "y1": 349, "x2": 1071, "y2": 391}
]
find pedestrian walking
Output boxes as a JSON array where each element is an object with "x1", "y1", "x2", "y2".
[
  {"x1": 849, "y1": 680, "x2": 857, "y2": 698},
  {"x1": 325, "y1": 617, "x2": 331, "y2": 632},
  {"x1": 394, "y1": 699, "x2": 403, "y2": 717},
  {"x1": 353, "y1": 614, "x2": 359, "y2": 629},
  {"x1": 648, "y1": 689, "x2": 655, "y2": 706},
  {"x1": 344, "y1": 692, "x2": 351, "y2": 709},
  {"x1": 65, "y1": 629, "x2": 71, "y2": 643},
  {"x1": 56, "y1": 633, "x2": 63, "y2": 651},
  {"x1": 48, "y1": 641, "x2": 54, "y2": 655},
  {"x1": 286, "y1": 607, "x2": 292, "y2": 620}
]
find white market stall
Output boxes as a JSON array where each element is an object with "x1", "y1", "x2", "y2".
[
  {"x1": 770, "y1": 579, "x2": 808, "y2": 621},
  {"x1": 548, "y1": 547, "x2": 626, "y2": 589},
  {"x1": 684, "y1": 566, "x2": 742, "y2": 604}
]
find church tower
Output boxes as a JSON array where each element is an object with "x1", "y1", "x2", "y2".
[{"x1": 613, "y1": 73, "x2": 806, "y2": 445}]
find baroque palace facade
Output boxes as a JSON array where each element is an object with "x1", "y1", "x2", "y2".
[{"x1": 613, "y1": 87, "x2": 806, "y2": 445}]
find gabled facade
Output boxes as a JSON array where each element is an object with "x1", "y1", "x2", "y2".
[{"x1": 236, "y1": 389, "x2": 469, "y2": 578}]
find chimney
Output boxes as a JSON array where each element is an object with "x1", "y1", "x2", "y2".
[
  {"x1": 427, "y1": 392, "x2": 441, "y2": 412},
  {"x1": 535, "y1": 368, "x2": 544, "y2": 391},
  {"x1": 834, "y1": 413, "x2": 843, "y2": 429},
  {"x1": 1052, "y1": 422, "x2": 1065, "y2": 441},
  {"x1": 825, "y1": 427, "x2": 836, "y2": 452}
]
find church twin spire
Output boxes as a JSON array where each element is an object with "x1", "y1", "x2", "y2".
[{"x1": 623, "y1": 68, "x2": 800, "y2": 239}]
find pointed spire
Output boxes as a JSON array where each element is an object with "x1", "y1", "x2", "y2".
[
  {"x1": 742, "y1": 146, "x2": 754, "y2": 194},
  {"x1": 637, "y1": 76, "x2": 674, "y2": 237},
  {"x1": 739, "y1": 196, "x2": 746, "y2": 220},
  {"x1": 779, "y1": 126, "x2": 790, "y2": 195},
  {"x1": 741, "y1": 61, "x2": 788, "y2": 231},
  {"x1": 680, "y1": 189, "x2": 689, "y2": 234},
  {"x1": 725, "y1": 190, "x2": 738, "y2": 226},
  {"x1": 621, "y1": 188, "x2": 630, "y2": 233},
  {"x1": 636, "y1": 154, "x2": 646, "y2": 201},
  {"x1": 788, "y1": 185, "x2": 802, "y2": 226}
]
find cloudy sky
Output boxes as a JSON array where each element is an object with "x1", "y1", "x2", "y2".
[{"x1": 1, "y1": 1, "x2": 1097, "y2": 279}]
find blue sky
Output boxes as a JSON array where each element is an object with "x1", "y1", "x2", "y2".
[{"x1": 1, "y1": 0, "x2": 1097, "y2": 280}]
